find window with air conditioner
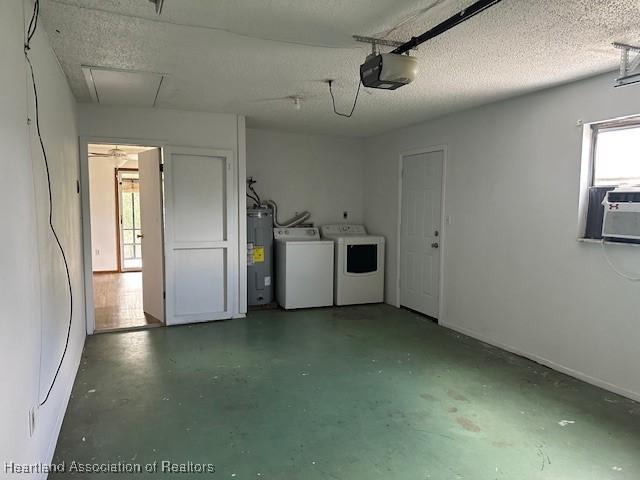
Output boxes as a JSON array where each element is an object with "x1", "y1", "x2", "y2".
[{"x1": 581, "y1": 118, "x2": 640, "y2": 243}]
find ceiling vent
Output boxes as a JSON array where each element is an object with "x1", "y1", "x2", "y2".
[{"x1": 81, "y1": 66, "x2": 166, "y2": 107}]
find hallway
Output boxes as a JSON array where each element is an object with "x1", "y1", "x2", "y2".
[{"x1": 93, "y1": 272, "x2": 162, "y2": 331}]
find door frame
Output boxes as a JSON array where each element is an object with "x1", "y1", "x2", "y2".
[
  {"x1": 396, "y1": 145, "x2": 448, "y2": 320},
  {"x1": 80, "y1": 136, "x2": 167, "y2": 335},
  {"x1": 162, "y1": 146, "x2": 238, "y2": 325},
  {"x1": 115, "y1": 167, "x2": 141, "y2": 273}
]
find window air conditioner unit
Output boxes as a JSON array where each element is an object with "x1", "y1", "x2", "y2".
[{"x1": 602, "y1": 187, "x2": 640, "y2": 240}]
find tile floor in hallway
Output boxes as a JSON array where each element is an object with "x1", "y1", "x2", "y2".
[{"x1": 53, "y1": 305, "x2": 640, "y2": 479}]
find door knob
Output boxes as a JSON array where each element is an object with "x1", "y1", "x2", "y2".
[{"x1": 431, "y1": 242, "x2": 439, "y2": 249}]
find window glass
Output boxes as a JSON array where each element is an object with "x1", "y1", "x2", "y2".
[
  {"x1": 122, "y1": 194, "x2": 133, "y2": 229},
  {"x1": 594, "y1": 126, "x2": 640, "y2": 186},
  {"x1": 134, "y1": 192, "x2": 141, "y2": 228},
  {"x1": 123, "y1": 245, "x2": 134, "y2": 259}
]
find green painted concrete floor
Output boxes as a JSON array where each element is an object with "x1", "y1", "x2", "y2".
[{"x1": 53, "y1": 305, "x2": 640, "y2": 479}]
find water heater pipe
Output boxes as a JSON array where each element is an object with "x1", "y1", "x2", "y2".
[{"x1": 266, "y1": 200, "x2": 311, "y2": 228}]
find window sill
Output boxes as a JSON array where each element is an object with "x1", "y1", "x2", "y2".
[
  {"x1": 577, "y1": 237, "x2": 640, "y2": 248},
  {"x1": 577, "y1": 237, "x2": 602, "y2": 244}
]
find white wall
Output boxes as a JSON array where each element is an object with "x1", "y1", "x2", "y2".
[
  {"x1": 77, "y1": 105, "x2": 241, "y2": 150},
  {"x1": 364, "y1": 72, "x2": 640, "y2": 401},
  {"x1": 88, "y1": 158, "x2": 117, "y2": 271},
  {"x1": 0, "y1": 1, "x2": 84, "y2": 477},
  {"x1": 77, "y1": 105, "x2": 247, "y2": 316},
  {"x1": 246, "y1": 128, "x2": 366, "y2": 226}
]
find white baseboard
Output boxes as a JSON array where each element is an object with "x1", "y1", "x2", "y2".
[{"x1": 440, "y1": 321, "x2": 640, "y2": 403}]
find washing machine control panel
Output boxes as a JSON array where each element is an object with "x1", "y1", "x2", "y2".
[
  {"x1": 320, "y1": 224, "x2": 368, "y2": 236},
  {"x1": 274, "y1": 227, "x2": 321, "y2": 240}
]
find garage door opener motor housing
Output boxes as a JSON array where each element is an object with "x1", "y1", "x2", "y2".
[{"x1": 360, "y1": 53, "x2": 418, "y2": 90}]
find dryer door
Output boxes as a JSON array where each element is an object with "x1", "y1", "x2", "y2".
[{"x1": 346, "y1": 243, "x2": 378, "y2": 275}]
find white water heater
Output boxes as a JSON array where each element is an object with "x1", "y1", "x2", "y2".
[{"x1": 247, "y1": 207, "x2": 273, "y2": 305}]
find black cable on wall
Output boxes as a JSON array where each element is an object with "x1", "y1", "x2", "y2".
[
  {"x1": 24, "y1": 0, "x2": 74, "y2": 407},
  {"x1": 328, "y1": 80, "x2": 362, "y2": 118}
]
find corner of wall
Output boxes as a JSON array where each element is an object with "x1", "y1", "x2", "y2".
[
  {"x1": 237, "y1": 116, "x2": 247, "y2": 315},
  {"x1": 1, "y1": 1, "x2": 87, "y2": 474}
]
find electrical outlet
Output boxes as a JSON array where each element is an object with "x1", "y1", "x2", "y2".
[{"x1": 28, "y1": 406, "x2": 37, "y2": 437}]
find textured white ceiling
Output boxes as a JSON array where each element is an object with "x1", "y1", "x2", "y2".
[{"x1": 42, "y1": 0, "x2": 640, "y2": 137}]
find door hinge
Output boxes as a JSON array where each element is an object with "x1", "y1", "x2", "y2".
[
  {"x1": 163, "y1": 291, "x2": 166, "y2": 299},
  {"x1": 159, "y1": 163, "x2": 164, "y2": 172}
]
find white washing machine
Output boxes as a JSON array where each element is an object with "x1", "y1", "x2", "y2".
[
  {"x1": 274, "y1": 227, "x2": 334, "y2": 309},
  {"x1": 321, "y1": 224, "x2": 385, "y2": 305}
]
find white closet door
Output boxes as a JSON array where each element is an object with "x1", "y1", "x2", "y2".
[
  {"x1": 400, "y1": 149, "x2": 444, "y2": 318},
  {"x1": 163, "y1": 147, "x2": 237, "y2": 325},
  {"x1": 138, "y1": 148, "x2": 165, "y2": 323}
]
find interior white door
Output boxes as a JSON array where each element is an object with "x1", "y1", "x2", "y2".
[
  {"x1": 400, "y1": 150, "x2": 444, "y2": 318},
  {"x1": 163, "y1": 147, "x2": 237, "y2": 325},
  {"x1": 138, "y1": 148, "x2": 165, "y2": 323}
]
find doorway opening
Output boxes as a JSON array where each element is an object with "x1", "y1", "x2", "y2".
[
  {"x1": 88, "y1": 143, "x2": 165, "y2": 332},
  {"x1": 117, "y1": 169, "x2": 142, "y2": 271}
]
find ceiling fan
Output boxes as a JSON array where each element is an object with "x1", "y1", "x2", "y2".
[{"x1": 89, "y1": 146, "x2": 135, "y2": 167}]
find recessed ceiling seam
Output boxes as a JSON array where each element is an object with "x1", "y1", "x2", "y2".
[
  {"x1": 153, "y1": 75, "x2": 164, "y2": 108},
  {"x1": 48, "y1": 0, "x2": 362, "y2": 50},
  {"x1": 88, "y1": 67, "x2": 99, "y2": 103}
]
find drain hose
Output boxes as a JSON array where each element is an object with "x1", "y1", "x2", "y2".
[{"x1": 266, "y1": 200, "x2": 311, "y2": 228}]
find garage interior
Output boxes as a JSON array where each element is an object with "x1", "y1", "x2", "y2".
[{"x1": 2, "y1": 0, "x2": 640, "y2": 478}]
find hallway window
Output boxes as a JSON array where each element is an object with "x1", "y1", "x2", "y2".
[{"x1": 119, "y1": 171, "x2": 142, "y2": 270}]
